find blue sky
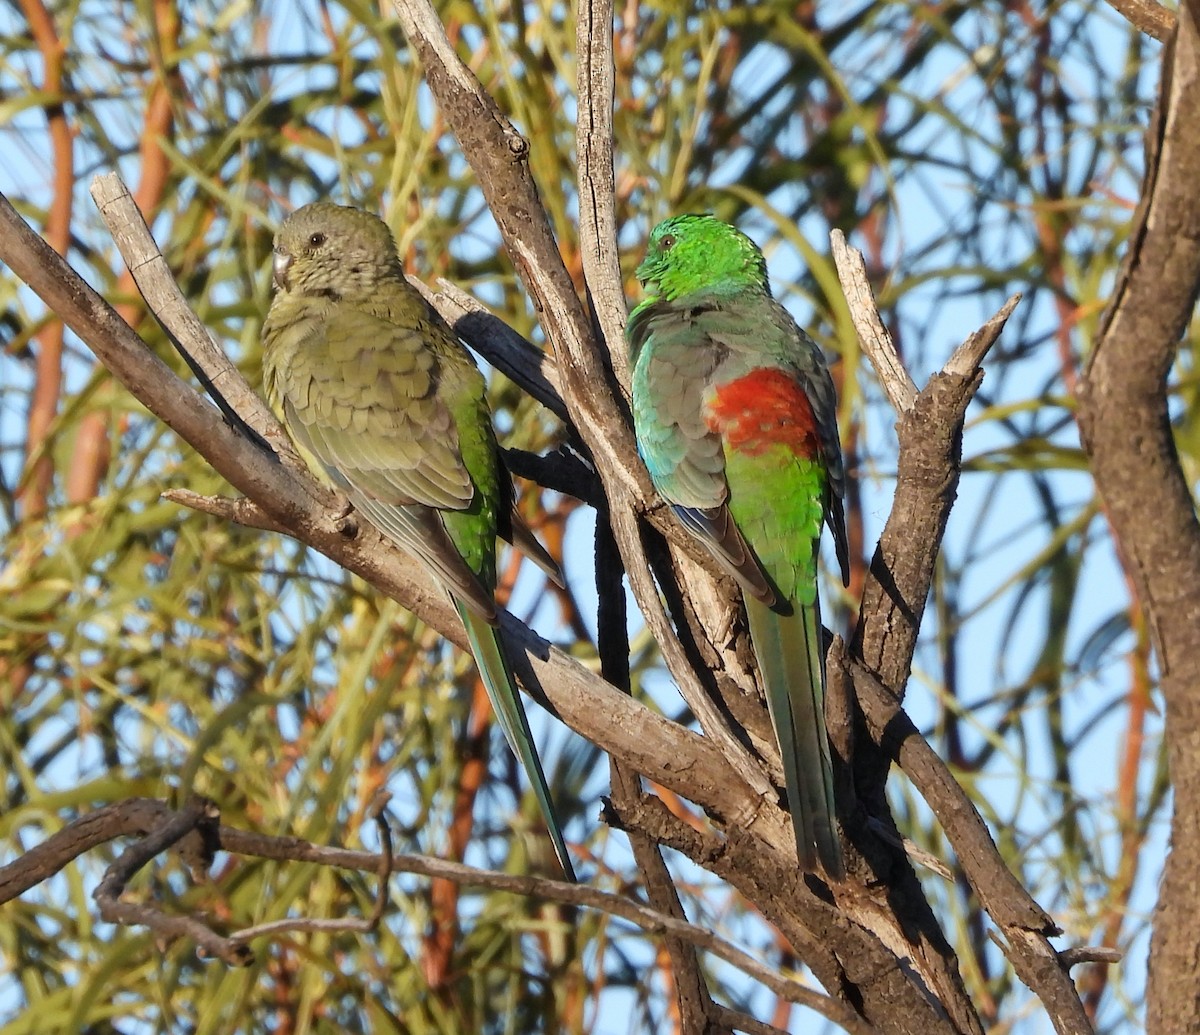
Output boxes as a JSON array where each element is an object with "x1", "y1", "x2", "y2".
[{"x1": 0, "y1": 1, "x2": 1168, "y2": 1031}]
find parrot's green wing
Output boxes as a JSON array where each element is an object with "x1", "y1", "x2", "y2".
[
  {"x1": 629, "y1": 300, "x2": 776, "y2": 605},
  {"x1": 262, "y1": 202, "x2": 576, "y2": 881},
  {"x1": 266, "y1": 300, "x2": 498, "y2": 620},
  {"x1": 627, "y1": 217, "x2": 846, "y2": 877}
]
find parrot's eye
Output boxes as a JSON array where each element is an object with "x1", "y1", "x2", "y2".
[
  {"x1": 308, "y1": 232, "x2": 327, "y2": 248},
  {"x1": 659, "y1": 234, "x2": 677, "y2": 252}
]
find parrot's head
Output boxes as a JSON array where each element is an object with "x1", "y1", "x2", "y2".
[
  {"x1": 271, "y1": 202, "x2": 401, "y2": 298},
  {"x1": 634, "y1": 214, "x2": 769, "y2": 303}
]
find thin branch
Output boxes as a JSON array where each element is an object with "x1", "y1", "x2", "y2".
[
  {"x1": 944, "y1": 295, "x2": 1023, "y2": 378},
  {"x1": 1103, "y1": 0, "x2": 1175, "y2": 40},
  {"x1": 229, "y1": 791, "x2": 394, "y2": 945},
  {"x1": 161, "y1": 488, "x2": 308, "y2": 535},
  {"x1": 576, "y1": 0, "x2": 631, "y2": 391},
  {"x1": 842, "y1": 654, "x2": 1094, "y2": 1031},
  {"x1": 707, "y1": 1003, "x2": 791, "y2": 1035},
  {"x1": 830, "y1": 228, "x2": 916, "y2": 413},
  {"x1": 0, "y1": 797, "x2": 878, "y2": 1035},
  {"x1": 92, "y1": 797, "x2": 252, "y2": 967},
  {"x1": 233, "y1": 834, "x2": 876, "y2": 1034},
  {"x1": 500, "y1": 447, "x2": 602, "y2": 508},
  {"x1": 1057, "y1": 946, "x2": 1124, "y2": 969},
  {"x1": 89, "y1": 172, "x2": 279, "y2": 456},
  {"x1": 840, "y1": 655, "x2": 1056, "y2": 935}
]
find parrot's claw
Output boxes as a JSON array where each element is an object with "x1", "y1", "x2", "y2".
[{"x1": 333, "y1": 499, "x2": 357, "y2": 537}]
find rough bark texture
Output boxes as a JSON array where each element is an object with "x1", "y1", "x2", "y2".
[
  {"x1": 1076, "y1": 5, "x2": 1200, "y2": 1033},
  {"x1": 2, "y1": 0, "x2": 1175, "y2": 1028}
]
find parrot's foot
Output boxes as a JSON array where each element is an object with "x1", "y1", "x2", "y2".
[{"x1": 332, "y1": 497, "x2": 357, "y2": 538}]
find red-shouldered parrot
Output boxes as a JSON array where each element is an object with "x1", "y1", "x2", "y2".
[{"x1": 628, "y1": 214, "x2": 848, "y2": 878}]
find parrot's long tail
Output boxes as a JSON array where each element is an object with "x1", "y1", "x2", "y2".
[
  {"x1": 745, "y1": 595, "x2": 844, "y2": 880},
  {"x1": 459, "y1": 604, "x2": 577, "y2": 882}
]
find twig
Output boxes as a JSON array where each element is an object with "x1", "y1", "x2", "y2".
[
  {"x1": 944, "y1": 295, "x2": 1023, "y2": 378},
  {"x1": 708, "y1": 1003, "x2": 793, "y2": 1035},
  {"x1": 1, "y1": 797, "x2": 877, "y2": 1035},
  {"x1": 830, "y1": 228, "x2": 917, "y2": 413},
  {"x1": 89, "y1": 173, "x2": 281, "y2": 458},
  {"x1": 91, "y1": 797, "x2": 252, "y2": 966},
  {"x1": 986, "y1": 926, "x2": 1122, "y2": 1029},
  {"x1": 229, "y1": 792, "x2": 394, "y2": 945},
  {"x1": 161, "y1": 488, "x2": 302, "y2": 535},
  {"x1": 1057, "y1": 946, "x2": 1123, "y2": 969}
]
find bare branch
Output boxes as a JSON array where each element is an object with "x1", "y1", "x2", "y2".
[
  {"x1": 576, "y1": 0, "x2": 631, "y2": 391},
  {"x1": 1077, "y1": 7, "x2": 1200, "y2": 1033},
  {"x1": 229, "y1": 792, "x2": 394, "y2": 945},
  {"x1": 92, "y1": 797, "x2": 252, "y2": 967},
  {"x1": 1103, "y1": 0, "x2": 1175, "y2": 40},
  {"x1": 2, "y1": 796, "x2": 878, "y2": 1035},
  {"x1": 162, "y1": 488, "x2": 309, "y2": 535},
  {"x1": 841, "y1": 655, "x2": 1097, "y2": 1034},
  {"x1": 828, "y1": 233, "x2": 1052, "y2": 1030},
  {"x1": 224, "y1": 824, "x2": 880, "y2": 1034},
  {"x1": 89, "y1": 172, "x2": 285, "y2": 458},
  {"x1": 1058, "y1": 946, "x2": 1124, "y2": 969},
  {"x1": 0, "y1": 798, "x2": 202, "y2": 903},
  {"x1": 943, "y1": 294, "x2": 1022, "y2": 378},
  {"x1": 708, "y1": 1003, "x2": 793, "y2": 1035},
  {"x1": 841, "y1": 657, "x2": 1055, "y2": 934},
  {"x1": 830, "y1": 228, "x2": 917, "y2": 413}
]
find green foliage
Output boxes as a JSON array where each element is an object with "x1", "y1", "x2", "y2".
[{"x1": 0, "y1": 0, "x2": 1173, "y2": 1031}]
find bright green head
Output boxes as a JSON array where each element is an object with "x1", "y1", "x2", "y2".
[
  {"x1": 634, "y1": 214, "x2": 769, "y2": 303},
  {"x1": 272, "y1": 202, "x2": 401, "y2": 298}
]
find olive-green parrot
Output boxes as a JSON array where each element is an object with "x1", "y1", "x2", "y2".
[{"x1": 262, "y1": 202, "x2": 575, "y2": 881}]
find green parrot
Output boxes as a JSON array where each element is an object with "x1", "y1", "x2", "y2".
[
  {"x1": 627, "y1": 214, "x2": 849, "y2": 878},
  {"x1": 261, "y1": 202, "x2": 575, "y2": 881}
]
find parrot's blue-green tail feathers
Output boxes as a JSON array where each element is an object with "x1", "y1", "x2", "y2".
[
  {"x1": 745, "y1": 596, "x2": 844, "y2": 880},
  {"x1": 458, "y1": 605, "x2": 577, "y2": 882}
]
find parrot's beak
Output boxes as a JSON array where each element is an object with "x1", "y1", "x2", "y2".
[
  {"x1": 633, "y1": 257, "x2": 656, "y2": 292},
  {"x1": 272, "y1": 250, "x2": 292, "y2": 291}
]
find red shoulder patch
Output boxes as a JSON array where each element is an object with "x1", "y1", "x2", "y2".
[{"x1": 704, "y1": 368, "x2": 821, "y2": 458}]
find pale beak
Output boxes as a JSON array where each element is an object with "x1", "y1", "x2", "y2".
[{"x1": 272, "y1": 250, "x2": 292, "y2": 291}]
